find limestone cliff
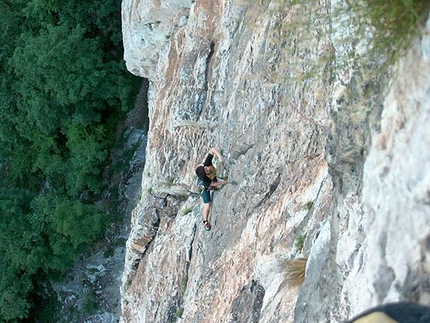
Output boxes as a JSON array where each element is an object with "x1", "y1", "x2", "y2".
[{"x1": 120, "y1": 0, "x2": 430, "y2": 322}]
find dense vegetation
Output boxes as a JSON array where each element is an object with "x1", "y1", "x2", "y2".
[{"x1": 0, "y1": 0, "x2": 140, "y2": 321}]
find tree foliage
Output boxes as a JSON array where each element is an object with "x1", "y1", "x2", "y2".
[{"x1": 0, "y1": 0, "x2": 140, "y2": 321}]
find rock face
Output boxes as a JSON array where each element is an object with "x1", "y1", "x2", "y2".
[
  {"x1": 121, "y1": 0, "x2": 192, "y2": 78},
  {"x1": 120, "y1": 0, "x2": 430, "y2": 322}
]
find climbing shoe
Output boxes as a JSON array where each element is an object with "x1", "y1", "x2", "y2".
[{"x1": 203, "y1": 220, "x2": 211, "y2": 231}]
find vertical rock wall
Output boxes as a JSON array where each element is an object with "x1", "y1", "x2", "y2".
[{"x1": 120, "y1": 0, "x2": 430, "y2": 321}]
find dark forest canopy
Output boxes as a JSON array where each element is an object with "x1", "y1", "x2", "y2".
[{"x1": 0, "y1": 0, "x2": 141, "y2": 321}]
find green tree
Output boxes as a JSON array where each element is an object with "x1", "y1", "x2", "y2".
[
  {"x1": 29, "y1": 193, "x2": 108, "y2": 272},
  {"x1": 63, "y1": 123, "x2": 108, "y2": 198},
  {"x1": 0, "y1": 188, "x2": 35, "y2": 321},
  {"x1": 0, "y1": 264, "x2": 33, "y2": 321},
  {"x1": 0, "y1": 0, "x2": 141, "y2": 320},
  {"x1": 11, "y1": 23, "x2": 104, "y2": 122}
]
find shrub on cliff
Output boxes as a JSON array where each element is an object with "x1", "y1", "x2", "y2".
[{"x1": 0, "y1": 0, "x2": 141, "y2": 321}]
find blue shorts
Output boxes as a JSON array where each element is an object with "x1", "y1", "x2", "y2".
[
  {"x1": 201, "y1": 188, "x2": 212, "y2": 203},
  {"x1": 197, "y1": 179, "x2": 212, "y2": 203}
]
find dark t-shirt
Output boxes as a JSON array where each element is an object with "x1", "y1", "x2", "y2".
[
  {"x1": 200, "y1": 153, "x2": 215, "y2": 187},
  {"x1": 203, "y1": 153, "x2": 214, "y2": 167}
]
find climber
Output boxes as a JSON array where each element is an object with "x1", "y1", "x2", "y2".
[
  {"x1": 195, "y1": 147, "x2": 229, "y2": 231},
  {"x1": 348, "y1": 301, "x2": 430, "y2": 323}
]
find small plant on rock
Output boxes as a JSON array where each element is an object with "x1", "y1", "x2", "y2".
[
  {"x1": 305, "y1": 201, "x2": 313, "y2": 211},
  {"x1": 167, "y1": 177, "x2": 175, "y2": 187},
  {"x1": 175, "y1": 307, "x2": 184, "y2": 319},
  {"x1": 295, "y1": 234, "x2": 306, "y2": 252},
  {"x1": 182, "y1": 207, "x2": 193, "y2": 216}
]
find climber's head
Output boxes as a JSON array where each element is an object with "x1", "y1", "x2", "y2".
[{"x1": 196, "y1": 166, "x2": 207, "y2": 180}]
